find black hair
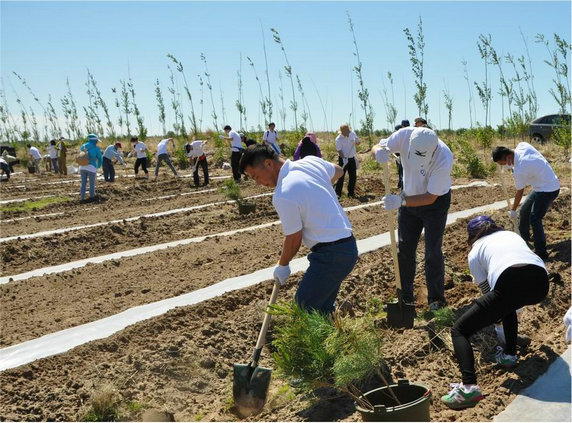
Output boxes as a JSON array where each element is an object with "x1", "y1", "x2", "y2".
[
  {"x1": 27, "y1": 143, "x2": 32, "y2": 148},
  {"x1": 491, "y1": 146, "x2": 512, "y2": 163},
  {"x1": 239, "y1": 144, "x2": 277, "y2": 175},
  {"x1": 224, "y1": 125, "x2": 231, "y2": 131},
  {"x1": 467, "y1": 221, "x2": 505, "y2": 245},
  {"x1": 269, "y1": 122, "x2": 275, "y2": 127},
  {"x1": 50, "y1": 139, "x2": 56, "y2": 145},
  {"x1": 131, "y1": 136, "x2": 138, "y2": 142}
]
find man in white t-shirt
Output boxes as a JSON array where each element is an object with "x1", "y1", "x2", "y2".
[
  {"x1": 154, "y1": 138, "x2": 178, "y2": 180},
  {"x1": 335, "y1": 123, "x2": 360, "y2": 198},
  {"x1": 262, "y1": 122, "x2": 281, "y2": 155},
  {"x1": 239, "y1": 144, "x2": 358, "y2": 314},
  {"x1": 220, "y1": 125, "x2": 243, "y2": 182},
  {"x1": 128, "y1": 136, "x2": 149, "y2": 179},
  {"x1": 27, "y1": 143, "x2": 42, "y2": 174},
  {"x1": 492, "y1": 143, "x2": 560, "y2": 260},
  {"x1": 372, "y1": 127, "x2": 454, "y2": 311},
  {"x1": 185, "y1": 140, "x2": 209, "y2": 187}
]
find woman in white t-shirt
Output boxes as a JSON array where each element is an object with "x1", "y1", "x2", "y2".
[{"x1": 441, "y1": 215, "x2": 549, "y2": 410}]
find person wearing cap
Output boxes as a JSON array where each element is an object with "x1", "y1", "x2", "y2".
[
  {"x1": 414, "y1": 117, "x2": 428, "y2": 127},
  {"x1": 185, "y1": 139, "x2": 209, "y2": 187},
  {"x1": 262, "y1": 122, "x2": 281, "y2": 155},
  {"x1": 491, "y1": 143, "x2": 559, "y2": 260},
  {"x1": 154, "y1": 138, "x2": 179, "y2": 181},
  {"x1": 79, "y1": 134, "x2": 103, "y2": 202},
  {"x1": 441, "y1": 215, "x2": 548, "y2": 410},
  {"x1": 27, "y1": 144, "x2": 42, "y2": 175},
  {"x1": 372, "y1": 126, "x2": 453, "y2": 311},
  {"x1": 128, "y1": 136, "x2": 149, "y2": 179},
  {"x1": 56, "y1": 137, "x2": 68, "y2": 175},
  {"x1": 102, "y1": 142, "x2": 126, "y2": 182},
  {"x1": 219, "y1": 125, "x2": 243, "y2": 182},
  {"x1": 335, "y1": 123, "x2": 360, "y2": 198},
  {"x1": 48, "y1": 140, "x2": 59, "y2": 174},
  {"x1": 239, "y1": 144, "x2": 358, "y2": 314}
]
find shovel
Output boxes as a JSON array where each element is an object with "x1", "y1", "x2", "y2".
[
  {"x1": 233, "y1": 279, "x2": 280, "y2": 418},
  {"x1": 497, "y1": 164, "x2": 519, "y2": 233},
  {"x1": 382, "y1": 161, "x2": 415, "y2": 329}
]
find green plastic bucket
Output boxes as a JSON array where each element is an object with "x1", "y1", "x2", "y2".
[{"x1": 355, "y1": 379, "x2": 432, "y2": 422}]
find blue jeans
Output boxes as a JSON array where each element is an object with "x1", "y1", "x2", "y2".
[
  {"x1": 295, "y1": 236, "x2": 358, "y2": 314},
  {"x1": 397, "y1": 190, "x2": 451, "y2": 305},
  {"x1": 80, "y1": 169, "x2": 96, "y2": 200},
  {"x1": 519, "y1": 189, "x2": 559, "y2": 256},
  {"x1": 51, "y1": 158, "x2": 58, "y2": 173}
]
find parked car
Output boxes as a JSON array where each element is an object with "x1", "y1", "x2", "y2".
[{"x1": 529, "y1": 114, "x2": 571, "y2": 144}]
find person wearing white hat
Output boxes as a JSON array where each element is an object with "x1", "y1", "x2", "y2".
[{"x1": 372, "y1": 126, "x2": 454, "y2": 311}]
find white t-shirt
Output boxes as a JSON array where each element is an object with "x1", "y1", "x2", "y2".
[
  {"x1": 263, "y1": 130, "x2": 279, "y2": 145},
  {"x1": 468, "y1": 230, "x2": 546, "y2": 290},
  {"x1": 379, "y1": 127, "x2": 453, "y2": 196},
  {"x1": 48, "y1": 145, "x2": 57, "y2": 159},
  {"x1": 229, "y1": 131, "x2": 243, "y2": 152},
  {"x1": 273, "y1": 156, "x2": 352, "y2": 249},
  {"x1": 29, "y1": 146, "x2": 41, "y2": 160},
  {"x1": 335, "y1": 131, "x2": 359, "y2": 158},
  {"x1": 133, "y1": 142, "x2": 147, "y2": 159},
  {"x1": 186, "y1": 140, "x2": 205, "y2": 158},
  {"x1": 156, "y1": 139, "x2": 171, "y2": 156},
  {"x1": 513, "y1": 142, "x2": 560, "y2": 192}
]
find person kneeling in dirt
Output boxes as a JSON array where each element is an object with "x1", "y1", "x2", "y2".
[
  {"x1": 442, "y1": 215, "x2": 549, "y2": 410},
  {"x1": 185, "y1": 140, "x2": 209, "y2": 187},
  {"x1": 372, "y1": 127, "x2": 453, "y2": 311},
  {"x1": 240, "y1": 144, "x2": 358, "y2": 314},
  {"x1": 492, "y1": 144, "x2": 560, "y2": 261}
]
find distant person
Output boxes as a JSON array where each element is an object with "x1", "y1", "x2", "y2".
[
  {"x1": 220, "y1": 125, "x2": 243, "y2": 182},
  {"x1": 335, "y1": 123, "x2": 360, "y2": 198},
  {"x1": 240, "y1": 133, "x2": 257, "y2": 147},
  {"x1": 47, "y1": 139, "x2": 59, "y2": 174},
  {"x1": 102, "y1": 142, "x2": 126, "y2": 182},
  {"x1": 492, "y1": 143, "x2": 560, "y2": 260},
  {"x1": 0, "y1": 156, "x2": 10, "y2": 181},
  {"x1": 57, "y1": 137, "x2": 68, "y2": 175},
  {"x1": 442, "y1": 215, "x2": 548, "y2": 410},
  {"x1": 128, "y1": 136, "x2": 149, "y2": 179},
  {"x1": 154, "y1": 137, "x2": 179, "y2": 180},
  {"x1": 185, "y1": 139, "x2": 209, "y2": 187},
  {"x1": 2, "y1": 150, "x2": 17, "y2": 173},
  {"x1": 27, "y1": 144, "x2": 42, "y2": 174},
  {"x1": 262, "y1": 122, "x2": 281, "y2": 155},
  {"x1": 294, "y1": 136, "x2": 321, "y2": 161},
  {"x1": 79, "y1": 134, "x2": 103, "y2": 202},
  {"x1": 414, "y1": 117, "x2": 428, "y2": 127}
]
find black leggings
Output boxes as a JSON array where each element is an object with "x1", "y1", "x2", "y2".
[{"x1": 451, "y1": 264, "x2": 548, "y2": 385}]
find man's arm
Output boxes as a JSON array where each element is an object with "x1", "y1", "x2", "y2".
[
  {"x1": 512, "y1": 188, "x2": 525, "y2": 210},
  {"x1": 278, "y1": 230, "x2": 303, "y2": 266},
  {"x1": 331, "y1": 164, "x2": 344, "y2": 183},
  {"x1": 402, "y1": 192, "x2": 439, "y2": 207}
]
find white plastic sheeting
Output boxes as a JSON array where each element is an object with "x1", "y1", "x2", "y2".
[{"x1": 0, "y1": 198, "x2": 511, "y2": 371}]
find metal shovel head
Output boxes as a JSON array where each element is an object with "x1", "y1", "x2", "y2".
[
  {"x1": 233, "y1": 363, "x2": 272, "y2": 418},
  {"x1": 386, "y1": 299, "x2": 415, "y2": 329}
]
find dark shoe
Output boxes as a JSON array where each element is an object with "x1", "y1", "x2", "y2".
[{"x1": 429, "y1": 301, "x2": 448, "y2": 311}]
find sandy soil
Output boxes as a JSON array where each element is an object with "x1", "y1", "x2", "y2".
[{"x1": 0, "y1": 162, "x2": 570, "y2": 422}]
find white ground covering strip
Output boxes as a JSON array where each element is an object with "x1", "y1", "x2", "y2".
[
  {"x1": 0, "y1": 199, "x2": 511, "y2": 371},
  {"x1": 0, "y1": 195, "x2": 57, "y2": 205},
  {"x1": 0, "y1": 207, "x2": 97, "y2": 224},
  {"x1": 0, "y1": 192, "x2": 273, "y2": 244}
]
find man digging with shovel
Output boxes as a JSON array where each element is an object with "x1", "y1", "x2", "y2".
[
  {"x1": 372, "y1": 127, "x2": 453, "y2": 312},
  {"x1": 232, "y1": 145, "x2": 359, "y2": 417}
]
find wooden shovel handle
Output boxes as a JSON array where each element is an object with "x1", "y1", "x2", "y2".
[
  {"x1": 253, "y1": 279, "x2": 281, "y2": 351},
  {"x1": 382, "y1": 161, "x2": 402, "y2": 291},
  {"x1": 498, "y1": 164, "x2": 519, "y2": 233}
]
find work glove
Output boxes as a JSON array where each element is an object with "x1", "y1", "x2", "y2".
[
  {"x1": 375, "y1": 147, "x2": 391, "y2": 164},
  {"x1": 273, "y1": 264, "x2": 291, "y2": 286},
  {"x1": 508, "y1": 210, "x2": 518, "y2": 219},
  {"x1": 218, "y1": 135, "x2": 225, "y2": 140},
  {"x1": 342, "y1": 157, "x2": 348, "y2": 168},
  {"x1": 381, "y1": 194, "x2": 402, "y2": 210}
]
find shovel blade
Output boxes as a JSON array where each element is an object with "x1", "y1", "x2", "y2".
[
  {"x1": 233, "y1": 363, "x2": 272, "y2": 418},
  {"x1": 386, "y1": 300, "x2": 415, "y2": 329}
]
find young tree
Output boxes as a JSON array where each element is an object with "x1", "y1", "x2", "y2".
[
  {"x1": 236, "y1": 53, "x2": 246, "y2": 131},
  {"x1": 155, "y1": 79, "x2": 167, "y2": 136},
  {"x1": 246, "y1": 56, "x2": 269, "y2": 126},
  {"x1": 443, "y1": 86, "x2": 453, "y2": 131},
  {"x1": 271, "y1": 28, "x2": 298, "y2": 130},
  {"x1": 535, "y1": 33, "x2": 571, "y2": 114},
  {"x1": 200, "y1": 52, "x2": 219, "y2": 132},
  {"x1": 404, "y1": 17, "x2": 428, "y2": 117},
  {"x1": 461, "y1": 59, "x2": 474, "y2": 129},
  {"x1": 474, "y1": 33, "x2": 493, "y2": 127},
  {"x1": 381, "y1": 71, "x2": 398, "y2": 131},
  {"x1": 167, "y1": 54, "x2": 198, "y2": 135}
]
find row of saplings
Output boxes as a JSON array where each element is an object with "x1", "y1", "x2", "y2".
[{"x1": 233, "y1": 285, "x2": 450, "y2": 422}]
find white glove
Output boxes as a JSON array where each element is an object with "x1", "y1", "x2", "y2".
[
  {"x1": 342, "y1": 157, "x2": 348, "y2": 168},
  {"x1": 508, "y1": 210, "x2": 518, "y2": 219},
  {"x1": 273, "y1": 264, "x2": 291, "y2": 286},
  {"x1": 218, "y1": 135, "x2": 225, "y2": 140},
  {"x1": 375, "y1": 147, "x2": 391, "y2": 164},
  {"x1": 381, "y1": 194, "x2": 402, "y2": 210}
]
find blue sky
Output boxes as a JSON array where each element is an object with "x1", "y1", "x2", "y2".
[{"x1": 1, "y1": 0, "x2": 571, "y2": 138}]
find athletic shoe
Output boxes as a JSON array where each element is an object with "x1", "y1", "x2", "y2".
[
  {"x1": 492, "y1": 346, "x2": 517, "y2": 368},
  {"x1": 429, "y1": 300, "x2": 447, "y2": 311},
  {"x1": 441, "y1": 383, "x2": 484, "y2": 410}
]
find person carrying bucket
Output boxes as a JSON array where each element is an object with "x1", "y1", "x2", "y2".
[
  {"x1": 442, "y1": 215, "x2": 549, "y2": 410},
  {"x1": 239, "y1": 144, "x2": 358, "y2": 314},
  {"x1": 372, "y1": 126, "x2": 453, "y2": 312}
]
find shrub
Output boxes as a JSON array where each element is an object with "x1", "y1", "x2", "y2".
[
  {"x1": 552, "y1": 121, "x2": 571, "y2": 150},
  {"x1": 218, "y1": 179, "x2": 243, "y2": 204},
  {"x1": 80, "y1": 383, "x2": 120, "y2": 422}
]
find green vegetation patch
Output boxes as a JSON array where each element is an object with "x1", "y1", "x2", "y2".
[{"x1": 0, "y1": 196, "x2": 71, "y2": 213}]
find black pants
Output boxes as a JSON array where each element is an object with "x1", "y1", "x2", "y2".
[
  {"x1": 193, "y1": 156, "x2": 209, "y2": 186},
  {"x1": 1, "y1": 161, "x2": 10, "y2": 180},
  {"x1": 231, "y1": 150, "x2": 242, "y2": 182},
  {"x1": 102, "y1": 157, "x2": 115, "y2": 182},
  {"x1": 134, "y1": 157, "x2": 148, "y2": 175},
  {"x1": 335, "y1": 157, "x2": 357, "y2": 197},
  {"x1": 451, "y1": 264, "x2": 548, "y2": 385}
]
